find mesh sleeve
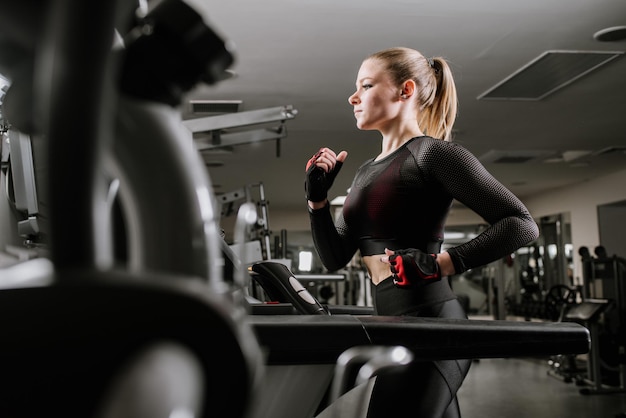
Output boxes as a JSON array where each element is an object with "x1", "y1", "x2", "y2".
[
  {"x1": 308, "y1": 203, "x2": 358, "y2": 272},
  {"x1": 424, "y1": 142, "x2": 539, "y2": 273}
]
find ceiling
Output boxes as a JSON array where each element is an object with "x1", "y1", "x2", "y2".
[{"x1": 181, "y1": 0, "x2": 626, "y2": 214}]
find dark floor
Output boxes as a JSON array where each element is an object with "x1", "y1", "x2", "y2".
[{"x1": 457, "y1": 357, "x2": 626, "y2": 418}]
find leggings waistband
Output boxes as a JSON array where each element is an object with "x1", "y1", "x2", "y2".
[
  {"x1": 374, "y1": 277, "x2": 458, "y2": 317},
  {"x1": 360, "y1": 238, "x2": 442, "y2": 256}
]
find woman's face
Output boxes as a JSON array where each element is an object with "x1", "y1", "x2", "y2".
[{"x1": 348, "y1": 58, "x2": 402, "y2": 132}]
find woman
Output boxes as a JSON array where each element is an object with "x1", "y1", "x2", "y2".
[{"x1": 305, "y1": 47, "x2": 539, "y2": 417}]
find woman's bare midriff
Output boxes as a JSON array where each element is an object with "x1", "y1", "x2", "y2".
[{"x1": 362, "y1": 254, "x2": 393, "y2": 285}]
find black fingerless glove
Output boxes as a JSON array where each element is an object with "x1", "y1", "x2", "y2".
[
  {"x1": 304, "y1": 152, "x2": 343, "y2": 202},
  {"x1": 388, "y1": 248, "x2": 441, "y2": 288}
]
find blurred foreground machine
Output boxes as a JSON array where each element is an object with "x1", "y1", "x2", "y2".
[{"x1": 0, "y1": 1, "x2": 590, "y2": 418}]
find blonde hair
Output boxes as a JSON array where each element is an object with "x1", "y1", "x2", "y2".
[{"x1": 367, "y1": 47, "x2": 458, "y2": 141}]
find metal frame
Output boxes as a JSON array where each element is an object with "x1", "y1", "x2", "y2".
[
  {"x1": 182, "y1": 105, "x2": 297, "y2": 133},
  {"x1": 7, "y1": 130, "x2": 40, "y2": 237},
  {"x1": 183, "y1": 105, "x2": 297, "y2": 153}
]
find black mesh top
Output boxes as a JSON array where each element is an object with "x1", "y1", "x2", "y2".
[{"x1": 309, "y1": 136, "x2": 539, "y2": 273}]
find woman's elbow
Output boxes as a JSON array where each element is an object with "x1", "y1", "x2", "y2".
[
  {"x1": 318, "y1": 252, "x2": 351, "y2": 272},
  {"x1": 321, "y1": 259, "x2": 345, "y2": 273},
  {"x1": 521, "y1": 215, "x2": 540, "y2": 243}
]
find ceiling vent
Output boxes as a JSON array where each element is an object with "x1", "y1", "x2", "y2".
[
  {"x1": 479, "y1": 149, "x2": 555, "y2": 164},
  {"x1": 477, "y1": 50, "x2": 623, "y2": 101}
]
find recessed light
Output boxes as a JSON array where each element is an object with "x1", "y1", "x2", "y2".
[{"x1": 593, "y1": 26, "x2": 626, "y2": 42}]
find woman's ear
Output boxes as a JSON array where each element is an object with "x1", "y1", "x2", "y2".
[{"x1": 401, "y1": 80, "x2": 416, "y2": 99}]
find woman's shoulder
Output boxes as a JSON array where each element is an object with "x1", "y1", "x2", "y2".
[
  {"x1": 356, "y1": 157, "x2": 375, "y2": 169},
  {"x1": 406, "y1": 135, "x2": 469, "y2": 155}
]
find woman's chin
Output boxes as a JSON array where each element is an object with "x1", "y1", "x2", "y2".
[{"x1": 355, "y1": 121, "x2": 372, "y2": 131}]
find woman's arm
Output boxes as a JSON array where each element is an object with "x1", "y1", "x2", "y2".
[
  {"x1": 430, "y1": 142, "x2": 539, "y2": 274},
  {"x1": 305, "y1": 148, "x2": 355, "y2": 272},
  {"x1": 308, "y1": 201, "x2": 359, "y2": 272}
]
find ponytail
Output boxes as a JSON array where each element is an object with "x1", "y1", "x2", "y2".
[
  {"x1": 418, "y1": 57, "x2": 458, "y2": 141},
  {"x1": 367, "y1": 48, "x2": 458, "y2": 141}
]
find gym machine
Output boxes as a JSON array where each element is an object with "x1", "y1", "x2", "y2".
[
  {"x1": 218, "y1": 182, "x2": 275, "y2": 262},
  {"x1": 548, "y1": 246, "x2": 626, "y2": 396},
  {"x1": 1, "y1": 130, "x2": 41, "y2": 241},
  {"x1": 242, "y1": 256, "x2": 590, "y2": 418},
  {"x1": 0, "y1": 1, "x2": 264, "y2": 417},
  {"x1": 183, "y1": 104, "x2": 297, "y2": 158},
  {"x1": 218, "y1": 182, "x2": 352, "y2": 306},
  {"x1": 547, "y1": 297, "x2": 612, "y2": 387},
  {"x1": 0, "y1": 2, "x2": 591, "y2": 418},
  {"x1": 578, "y1": 246, "x2": 626, "y2": 395}
]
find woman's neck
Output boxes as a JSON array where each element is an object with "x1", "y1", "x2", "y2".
[{"x1": 378, "y1": 123, "x2": 423, "y2": 160}]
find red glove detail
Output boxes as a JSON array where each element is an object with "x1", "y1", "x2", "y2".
[
  {"x1": 388, "y1": 248, "x2": 441, "y2": 288},
  {"x1": 306, "y1": 150, "x2": 322, "y2": 171}
]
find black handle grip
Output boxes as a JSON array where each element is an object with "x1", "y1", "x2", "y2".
[{"x1": 251, "y1": 261, "x2": 329, "y2": 315}]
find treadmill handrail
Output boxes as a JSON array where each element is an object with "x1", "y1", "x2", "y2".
[{"x1": 248, "y1": 315, "x2": 590, "y2": 365}]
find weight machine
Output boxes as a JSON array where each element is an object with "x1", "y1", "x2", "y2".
[
  {"x1": 575, "y1": 246, "x2": 626, "y2": 395},
  {"x1": 1, "y1": 128, "x2": 44, "y2": 246},
  {"x1": 217, "y1": 182, "x2": 274, "y2": 262}
]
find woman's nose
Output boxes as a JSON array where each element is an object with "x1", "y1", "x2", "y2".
[{"x1": 348, "y1": 92, "x2": 359, "y2": 105}]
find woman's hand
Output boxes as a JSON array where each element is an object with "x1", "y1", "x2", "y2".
[
  {"x1": 305, "y1": 148, "x2": 348, "y2": 207},
  {"x1": 381, "y1": 248, "x2": 457, "y2": 286},
  {"x1": 306, "y1": 148, "x2": 348, "y2": 173}
]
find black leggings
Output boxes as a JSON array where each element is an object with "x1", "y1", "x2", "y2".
[{"x1": 368, "y1": 279, "x2": 472, "y2": 418}]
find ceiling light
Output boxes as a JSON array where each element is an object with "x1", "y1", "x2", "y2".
[{"x1": 593, "y1": 26, "x2": 626, "y2": 42}]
